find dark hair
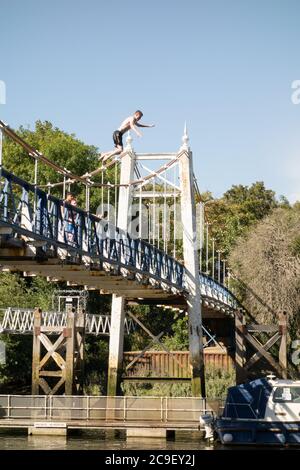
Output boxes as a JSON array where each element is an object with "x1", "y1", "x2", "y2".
[{"x1": 135, "y1": 110, "x2": 143, "y2": 117}]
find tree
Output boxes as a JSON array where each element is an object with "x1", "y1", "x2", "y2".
[
  {"x1": 204, "y1": 181, "x2": 278, "y2": 256},
  {"x1": 2, "y1": 120, "x2": 117, "y2": 213},
  {"x1": 229, "y1": 207, "x2": 300, "y2": 339},
  {"x1": 0, "y1": 273, "x2": 55, "y2": 391}
]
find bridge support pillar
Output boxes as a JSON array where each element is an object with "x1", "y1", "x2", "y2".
[
  {"x1": 235, "y1": 309, "x2": 288, "y2": 383},
  {"x1": 279, "y1": 311, "x2": 288, "y2": 379},
  {"x1": 178, "y1": 127, "x2": 205, "y2": 397},
  {"x1": 107, "y1": 137, "x2": 135, "y2": 396},
  {"x1": 235, "y1": 308, "x2": 246, "y2": 384},
  {"x1": 107, "y1": 295, "x2": 126, "y2": 395}
]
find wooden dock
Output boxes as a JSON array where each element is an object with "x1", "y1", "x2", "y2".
[{"x1": 0, "y1": 394, "x2": 223, "y2": 436}]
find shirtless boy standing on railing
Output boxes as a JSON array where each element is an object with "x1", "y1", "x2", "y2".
[{"x1": 82, "y1": 110, "x2": 154, "y2": 178}]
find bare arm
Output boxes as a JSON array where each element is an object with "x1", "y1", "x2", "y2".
[{"x1": 136, "y1": 122, "x2": 155, "y2": 128}]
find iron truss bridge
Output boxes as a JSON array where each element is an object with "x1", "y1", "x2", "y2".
[
  {"x1": 0, "y1": 169, "x2": 239, "y2": 312},
  {"x1": 0, "y1": 308, "x2": 135, "y2": 335}
]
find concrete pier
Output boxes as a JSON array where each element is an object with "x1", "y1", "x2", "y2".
[{"x1": 28, "y1": 423, "x2": 67, "y2": 436}]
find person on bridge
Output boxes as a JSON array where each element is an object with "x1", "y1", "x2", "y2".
[
  {"x1": 82, "y1": 110, "x2": 155, "y2": 178},
  {"x1": 63, "y1": 192, "x2": 77, "y2": 243}
]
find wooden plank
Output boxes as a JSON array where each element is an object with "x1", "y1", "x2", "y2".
[
  {"x1": 122, "y1": 376, "x2": 191, "y2": 382},
  {"x1": 51, "y1": 377, "x2": 66, "y2": 395},
  {"x1": 243, "y1": 331, "x2": 283, "y2": 375},
  {"x1": 39, "y1": 371, "x2": 63, "y2": 377},
  {"x1": 247, "y1": 324, "x2": 278, "y2": 333},
  {"x1": 40, "y1": 326, "x2": 64, "y2": 333},
  {"x1": 39, "y1": 333, "x2": 66, "y2": 370},
  {"x1": 245, "y1": 332, "x2": 282, "y2": 370},
  {"x1": 235, "y1": 309, "x2": 246, "y2": 384},
  {"x1": 125, "y1": 336, "x2": 161, "y2": 371},
  {"x1": 128, "y1": 312, "x2": 184, "y2": 369},
  {"x1": 38, "y1": 377, "x2": 52, "y2": 395},
  {"x1": 169, "y1": 351, "x2": 173, "y2": 378},
  {"x1": 279, "y1": 312, "x2": 288, "y2": 379}
]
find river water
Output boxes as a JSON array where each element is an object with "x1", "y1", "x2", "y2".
[{"x1": 0, "y1": 429, "x2": 221, "y2": 450}]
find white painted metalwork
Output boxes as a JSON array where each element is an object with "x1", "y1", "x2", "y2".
[{"x1": 0, "y1": 308, "x2": 135, "y2": 335}]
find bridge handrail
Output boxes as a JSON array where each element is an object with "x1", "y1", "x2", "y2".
[
  {"x1": 0, "y1": 168, "x2": 185, "y2": 290},
  {"x1": 199, "y1": 273, "x2": 239, "y2": 309},
  {"x1": 0, "y1": 394, "x2": 224, "y2": 422}
]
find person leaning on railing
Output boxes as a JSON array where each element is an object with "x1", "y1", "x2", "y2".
[{"x1": 63, "y1": 192, "x2": 77, "y2": 243}]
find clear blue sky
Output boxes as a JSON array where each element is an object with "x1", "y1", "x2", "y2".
[{"x1": 1, "y1": 0, "x2": 300, "y2": 201}]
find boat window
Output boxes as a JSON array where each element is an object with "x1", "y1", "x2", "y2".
[{"x1": 273, "y1": 387, "x2": 300, "y2": 403}]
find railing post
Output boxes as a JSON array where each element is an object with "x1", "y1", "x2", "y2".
[
  {"x1": 165, "y1": 396, "x2": 168, "y2": 423},
  {"x1": 49, "y1": 395, "x2": 53, "y2": 419},
  {"x1": 124, "y1": 396, "x2": 126, "y2": 422},
  {"x1": 44, "y1": 395, "x2": 47, "y2": 419},
  {"x1": 87, "y1": 395, "x2": 90, "y2": 420}
]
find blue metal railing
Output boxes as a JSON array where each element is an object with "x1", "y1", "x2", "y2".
[
  {"x1": 199, "y1": 273, "x2": 239, "y2": 309},
  {"x1": 0, "y1": 168, "x2": 184, "y2": 289},
  {"x1": 0, "y1": 168, "x2": 238, "y2": 308}
]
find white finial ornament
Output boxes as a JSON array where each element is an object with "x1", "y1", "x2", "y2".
[
  {"x1": 181, "y1": 121, "x2": 190, "y2": 150},
  {"x1": 125, "y1": 131, "x2": 133, "y2": 150}
]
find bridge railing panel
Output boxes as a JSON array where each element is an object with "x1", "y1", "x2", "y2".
[{"x1": 0, "y1": 169, "x2": 242, "y2": 302}]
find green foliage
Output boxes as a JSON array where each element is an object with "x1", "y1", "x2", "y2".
[
  {"x1": 121, "y1": 381, "x2": 192, "y2": 397},
  {"x1": 0, "y1": 335, "x2": 32, "y2": 389},
  {"x1": 204, "y1": 181, "x2": 278, "y2": 256},
  {"x1": 121, "y1": 366, "x2": 235, "y2": 398},
  {"x1": 0, "y1": 273, "x2": 54, "y2": 310},
  {"x1": 163, "y1": 316, "x2": 189, "y2": 351},
  {"x1": 84, "y1": 371, "x2": 107, "y2": 396},
  {"x1": 0, "y1": 273, "x2": 55, "y2": 390},
  {"x1": 126, "y1": 305, "x2": 179, "y2": 351},
  {"x1": 84, "y1": 337, "x2": 109, "y2": 395},
  {"x1": 205, "y1": 366, "x2": 235, "y2": 399},
  {"x1": 223, "y1": 182, "x2": 276, "y2": 219},
  {"x1": 0, "y1": 273, "x2": 27, "y2": 308}
]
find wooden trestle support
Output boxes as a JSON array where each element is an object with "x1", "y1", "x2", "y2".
[{"x1": 31, "y1": 306, "x2": 85, "y2": 395}]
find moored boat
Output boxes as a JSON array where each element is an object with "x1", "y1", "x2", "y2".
[{"x1": 203, "y1": 376, "x2": 300, "y2": 446}]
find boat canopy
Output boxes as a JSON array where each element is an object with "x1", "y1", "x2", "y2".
[{"x1": 222, "y1": 378, "x2": 273, "y2": 419}]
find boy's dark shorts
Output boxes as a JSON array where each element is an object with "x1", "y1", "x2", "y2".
[{"x1": 113, "y1": 130, "x2": 123, "y2": 148}]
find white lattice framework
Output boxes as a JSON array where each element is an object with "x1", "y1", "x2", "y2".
[{"x1": 0, "y1": 307, "x2": 135, "y2": 335}]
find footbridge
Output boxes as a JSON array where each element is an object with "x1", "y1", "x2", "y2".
[{"x1": 0, "y1": 119, "x2": 240, "y2": 396}]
